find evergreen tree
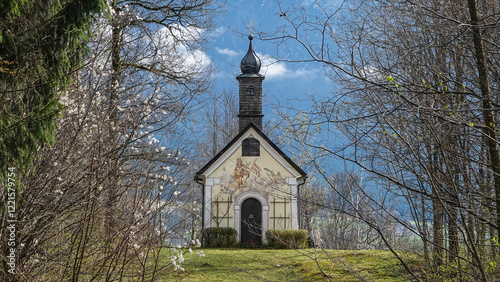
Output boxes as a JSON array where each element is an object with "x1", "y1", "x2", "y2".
[{"x1": 0, "y1": 0, "x2": 105, "y2": 181}]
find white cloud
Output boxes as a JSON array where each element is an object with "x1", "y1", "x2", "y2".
[
  {"x1": 216, "y1": 47, "x2": 240, "y2": 57},
  {"x1": 361, "y1": 65, "x2": 384, "y2": 81},
  {"x1": 151, "y1": 25, "x2": 212, "y2": 75},
  {"x1": 258, "y1": 53, "x2": 318, "y2": 79},
  {"x1": 183, "y1": 49, "x2": 211, "y2": 69},
  {"x1": 294, "y1": 68, "x2": 319, "y2": 77},
  {"x1": 211, "y1": 26, "x2": 226, "y2": 37},
  {"x1": 263, "y1": 61, "x2": 288, "y2": 79}
]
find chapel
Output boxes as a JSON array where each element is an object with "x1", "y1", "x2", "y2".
[{"x1": 195, "y1": 35, "x2": 307, "y2": 245}]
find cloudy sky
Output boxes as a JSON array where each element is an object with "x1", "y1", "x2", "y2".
[{"x1": 204, "y1": 0, "x2": 334, "y2": 113}]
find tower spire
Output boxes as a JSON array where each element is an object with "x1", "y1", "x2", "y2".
[
  {"x1": 237, "y1": 35, "x2": 265, "y2": 132},
  {"x1": 240, "y1": 34, "x2": 261, "y2": 74}
]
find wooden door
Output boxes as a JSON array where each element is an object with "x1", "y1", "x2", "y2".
[{"x1": 241, "y1": 198, "x2": 262, "y2": 245}]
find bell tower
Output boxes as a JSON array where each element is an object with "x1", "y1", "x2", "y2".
[{"x1": 237, "y1": 34, "x2": 265, "y2": 132}]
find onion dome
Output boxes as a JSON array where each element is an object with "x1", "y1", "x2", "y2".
[{"x1": 240, "y1": 34, "x2": 261, "y2": 74}]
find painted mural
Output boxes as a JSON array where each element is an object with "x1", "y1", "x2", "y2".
[{"x1": 217, "y1": 158, "x2": 287, "y2": 195}]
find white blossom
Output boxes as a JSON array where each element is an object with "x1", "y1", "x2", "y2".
[{"x1": 178, "y1": 252, "x2": 185, "y2": 263}]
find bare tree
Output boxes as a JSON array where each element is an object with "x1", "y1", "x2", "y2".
[
  {"x1": 196, "y1": 89, "x2": 240, "y2": 160},
  {"x1": 1, "y1": 1, "x2": 222, "y2": 280},
  {"x1": 254, "y1": 0, "x2": 500, "y2": 279}
]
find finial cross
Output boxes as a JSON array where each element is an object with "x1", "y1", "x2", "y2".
[{"x1": 249, "y1": 19, "x2": 254, "y2": 34}]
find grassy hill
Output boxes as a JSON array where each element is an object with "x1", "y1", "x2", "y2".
[{"x1": 161, "y1": 248, "x2": 418, "y2": 281}]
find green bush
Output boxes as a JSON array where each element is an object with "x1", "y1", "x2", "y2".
[
  {"x1": 202, "y1": 227, "x2": 237, "y2": 247},
  {"x1": 265, "y1": 229, "x2": 309, "y2": 249}
]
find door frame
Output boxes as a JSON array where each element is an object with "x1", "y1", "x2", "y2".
[{"x1": 234, "y1": 192, "x2": 268, "y2": 243}]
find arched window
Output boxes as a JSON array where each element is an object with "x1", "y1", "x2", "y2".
[{"x1": 242, "y1": 137, "x2": 260, "y2": 156}]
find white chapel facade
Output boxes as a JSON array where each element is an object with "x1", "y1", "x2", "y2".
[{"x1": 195, "y1": 35, "x2": 307, "y2": 245}]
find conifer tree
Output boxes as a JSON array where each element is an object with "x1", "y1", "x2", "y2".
[{"x1": 0, "y1": 0, "x2": 105, "y2": 181}]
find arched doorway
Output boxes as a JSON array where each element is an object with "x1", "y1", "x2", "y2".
[{"x1": 241, "y1": 198, "x2": 262, "y2": 245}]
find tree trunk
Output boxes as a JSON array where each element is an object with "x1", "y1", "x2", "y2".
[
  {"x1": 106, "y1": 0, "x2": 122, "y2": 242},
  {"x1": 432, "y1": 190, "x2": 444, "y2": 269},
  {"x1": 467, "y1": 0, "x2": 499, "y2": 279},
  {"x1": 467, "y1": 0, "x2": 500, "y2": 241}
]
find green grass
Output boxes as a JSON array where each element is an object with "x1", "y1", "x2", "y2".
[{"x1": 161, "y1": 248, "x2": 416, "y2": 281}]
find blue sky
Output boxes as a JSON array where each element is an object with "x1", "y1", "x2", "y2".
[{"x1": 204, "y1": 0, "x2": 334, "y2": 118}]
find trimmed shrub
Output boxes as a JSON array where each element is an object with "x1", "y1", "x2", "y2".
[
  {"x1": 266, "y1": 229, "x2": 309, "y2": 249},
  {"x1": 202, "y1": 227, "x2": 237, "y2": 247}
]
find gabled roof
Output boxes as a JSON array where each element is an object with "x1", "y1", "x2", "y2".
[{"x1": 195, "y1": 122, "x2": 307, "y2": 178}]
